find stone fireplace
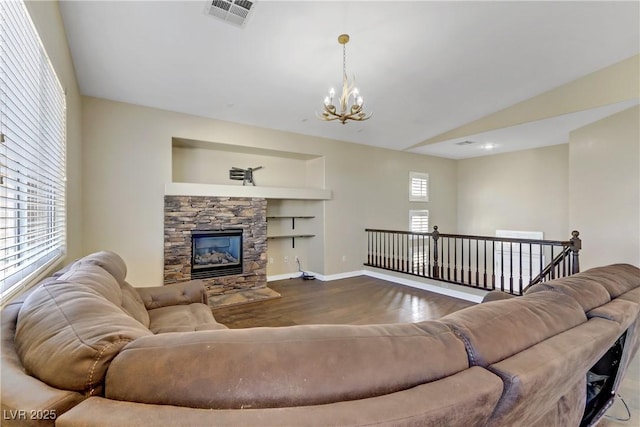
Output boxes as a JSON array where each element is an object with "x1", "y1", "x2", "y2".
[
  {"x1": 191, "y1": 229, "x2": 243, "y2": 279},
  {"x1": 164, "y1": 196, "x2": 271, "y2": 306}
]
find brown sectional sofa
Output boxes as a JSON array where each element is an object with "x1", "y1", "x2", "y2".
[{"x1": 1, "y1": 251, "x2": 638, "y2": 426}]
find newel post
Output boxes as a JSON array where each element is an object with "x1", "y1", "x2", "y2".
[
  {"x1": 432, "y1": 225, "x2": 440, "y2": 279},
  {"x1": 570, "y1": 230, "x2": 581, "y2": 275}
]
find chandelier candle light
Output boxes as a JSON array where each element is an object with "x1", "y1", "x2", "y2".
[{"x1": 318, "y1": 34, "x2": 372, "y2": 124}]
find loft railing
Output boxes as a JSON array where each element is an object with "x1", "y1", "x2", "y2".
[{"x1": 364, "y1": 226, "x2": 581, "y2": 296}]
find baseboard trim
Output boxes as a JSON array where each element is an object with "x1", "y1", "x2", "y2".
[
  {"x1": 269, "y1": 268, "x2": 487, "y2": 303},
  {"x1": 268, "y1": 270, "x2": 364, "y2": 282},
  {"x1": 362, "y1": 269, "x2": 486, "y2": 303},
  {"x1": 267, "y1": 273, "x2": 303, "y2": 282},
  {"x1": 312, "y1": 270, "x2": 365, "y2": 281}
]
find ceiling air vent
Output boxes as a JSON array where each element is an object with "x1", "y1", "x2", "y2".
[
  {"x1": 205, "y1": 0, "x2": 255, "y2": 27},
  {"x1": 455, "y1": 140, "x2": 476, "y2": 146}
]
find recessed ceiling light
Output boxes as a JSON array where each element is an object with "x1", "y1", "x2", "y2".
[{"x1": 481, "y1": 143, "x2": 497, "y2": 150}]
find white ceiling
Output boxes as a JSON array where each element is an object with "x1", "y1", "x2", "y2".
[{"x1": 59, "y1": 0, "x2": 640, "y2": 158}]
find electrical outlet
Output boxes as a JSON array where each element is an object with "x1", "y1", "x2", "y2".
[
  {"x1": 284, "y1": 256, "x2": 289, "y2": 263},
  {"x1": 269, "y1": 257, "x2": 274, "y2": 264},
  {"x1": 342, "y1": 255, "x2": 347, "y2": 262},
  {"x1": 295, "y1": 255, "x2": 299, "y2": 262}
]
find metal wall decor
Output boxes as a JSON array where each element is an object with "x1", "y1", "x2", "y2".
[{"x1": 229, "y1": 166, "x2": 263, "y2": 186}]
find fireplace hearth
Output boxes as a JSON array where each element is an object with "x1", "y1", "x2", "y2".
[{"x1": 191, "y1": 229, "x2": 243, "y2": 278}]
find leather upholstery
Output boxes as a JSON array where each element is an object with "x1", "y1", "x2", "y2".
[
  {"x1": 440, "y1": 291, "x2": 587, "y2": 367},
  {"x1": 1, "y1": 300, "x2": 86, "y2": 426},
  {"x1": 57, "y1": 368, "x2": 504, "y2": 427},
  {"x1": 15, "y1": 272, "x2": 152, "y2": 394},
  {"x1": 2, "y1": 255, "x2": 639, "y2": 427},
  {"x1": 12, "y1": 251, "x2": 220, "y2": 398},
  {"x1": 525, "y1": 274, "x2": 612, "y2": 312},
  {"x1": 105, "y1": 321, "x2": 468, "y2": 409}
]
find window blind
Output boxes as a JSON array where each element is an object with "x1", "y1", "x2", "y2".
[
  {"x1": 0, "y1": 1, "x2": 66, "y2": 299},
  {"x1": 409, "y1": 210, "x2": 429, "y2": 233},
  {"x1": 409, "y1": 171, "x2": 428, "y2": 202}
]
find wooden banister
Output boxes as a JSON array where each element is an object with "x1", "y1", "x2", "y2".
[{"x1": 364, "y1": 226, "x2": 581, "y2": 296}]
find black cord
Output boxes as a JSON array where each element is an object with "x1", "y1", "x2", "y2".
[{"x1": 604, "y1": 393, "x2": 631, "y2": 422}]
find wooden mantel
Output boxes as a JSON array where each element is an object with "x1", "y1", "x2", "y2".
[{"x1": 165, "y1": 182, "x2": 332, "y2": 200}]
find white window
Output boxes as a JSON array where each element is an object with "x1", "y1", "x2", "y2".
[
  {"x1": 1, "y1": 1, "x2": 67, "y2": 300},
  {"x1": 409, "y1": 210, "x2": 429, "y2": 233},
  {"x1": 409, "y1": 171, "x2": 428, "y2": 202}
]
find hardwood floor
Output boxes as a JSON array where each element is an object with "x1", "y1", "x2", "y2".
[
  {"x1": 213, "y1": 275, "x2": 639, "y2": 425},
  {"x1": 212, "y1": 275, "x2": 475, "y2": 328}
]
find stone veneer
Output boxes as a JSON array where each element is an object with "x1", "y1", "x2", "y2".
[{"x1": 164, "y1": 196, "x2": 267, "y2": 299}]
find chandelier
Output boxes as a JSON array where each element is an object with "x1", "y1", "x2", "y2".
[{"x1": 318, "y1": 34, "x2": 372, "y2": 124}]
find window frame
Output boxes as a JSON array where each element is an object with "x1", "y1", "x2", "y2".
[
  {"x1": 1, "y1": 0, "x2": 67, "y2": 301},
  {"x1": 409, "y1": 209, "x2": 430, "y2": 234},
  {"x1": 409, "y1": 171, "x2": 429, "y2": 202}
]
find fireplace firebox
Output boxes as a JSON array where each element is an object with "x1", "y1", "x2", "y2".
[{"x1": 191, "y1": 229, "x2": 243, "y2": 279}]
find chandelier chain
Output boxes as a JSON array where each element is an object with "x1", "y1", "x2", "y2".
[{"x1": 343, "y1": 42, "x2": 346, "y2": 76}]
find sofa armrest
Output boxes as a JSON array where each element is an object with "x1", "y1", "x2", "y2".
[
  {"x1": 481, "y1": 290, "x2": 516, "y2": 303},
  {"x1": 136, "y1": 280, "x2": 208, "y2": 310}
]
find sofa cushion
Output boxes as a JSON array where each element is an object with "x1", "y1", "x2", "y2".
[
  {"x1": 120, "y1": 281, "x2": 150, "y2": 328},
  {"x1": 15, "y1": 279, "x2": 152, "y2": 395},
  {"x1": 525, "y1": 275, "x2": 611, "y2": 313},
  {"x1": 147, "y1": 304, "x2": 225, "y2": 334},
  {"x1": 574, "y1": 264, "x2": 640, "y2": 299},
  {"x1": 617, "y1": 286, "x2": 640, "y2": 304},
  {"x1": 587, "y1": 299, "x2": 640, "y2": 331},
  {"x1": 75, "y1": 251, "x2": 128, "y2": 285},
  {"x1": 58, "y1": 264, "x2": 123, "y2": 306},
  {"x1": 440, "y1": 291, "x2": 587, "y2": 367},
  {"x1": 105, "y1": 321, "x2": 469, "y2": 409},
  {"x1": 136, "y1": 280, "x2": 208, "y2": 310},
  {"x1": 65, "y1": 251, "x2": 150, "y2": 327}
]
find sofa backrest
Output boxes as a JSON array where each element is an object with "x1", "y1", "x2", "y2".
[
  {"x1": 440, "y1": 291, "x2": 587, "y2": 367},
  {"x1": 104, "y1": 321, "x2": 471, "y2": 409},
  {"x1": 15, "y1": 255, "x2": 152, "y2": 396},
  {"x1": 465, "y1": 264, "x2": 640, "y2": 427},
  {"x1": 72, "y1": 251, "x2": 150, "y2": 327}
]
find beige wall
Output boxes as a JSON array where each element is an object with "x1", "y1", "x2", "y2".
[
  {"x1": 569, "y1": 106, "x2": 640, "y2": 269},
  {"x1": 81, "y1": 96, "x2": 638, "y2": 285},
  {"x1": 457, "y1": 144, "x2": 569, "y2": 240},
  {"x1": 19, "y1": 2, "x2": 640, "y2": 292},
  {"x1": 82, "y1": 97, "x2": 458, "y2": 284},
  {"x1": 25, "y1": 1, "x2": 83, "y2": 262}
]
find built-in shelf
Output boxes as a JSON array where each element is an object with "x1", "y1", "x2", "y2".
[
  {"x1": 267, "y1": 234, "x2": 316, "y2": 239},
  {"x1": 165, "y1": 183, "x2": 331, "y2": 200},
  {"x1": 267, "y1": 234, "x2": 315, "y2": 248},
  {"x1": 267, "y1": 216, "x2": 315, "y2": 219},
  {"x1": 266, "y1": 216, "x2": 315, "y2": 248}
]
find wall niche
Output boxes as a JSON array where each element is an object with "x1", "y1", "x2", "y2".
[{"x1": 171, "y1": 138, "x2": 324, "y2": 189}]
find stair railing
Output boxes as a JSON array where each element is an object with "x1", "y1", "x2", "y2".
[{"x1": 365, "y1": 226, "x2": 581, "y2": 296}]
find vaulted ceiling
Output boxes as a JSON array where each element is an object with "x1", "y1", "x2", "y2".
[{"x1": 59, "y1": 1, "x2": 639, "y2": 158}]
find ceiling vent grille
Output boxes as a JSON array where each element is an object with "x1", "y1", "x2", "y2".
[
  {"x1": 455, "y1": 140, "x2": 476, "y2": 146},
  {"x1": 205, "y1": 0, "x2": 255, "y2": 27}
]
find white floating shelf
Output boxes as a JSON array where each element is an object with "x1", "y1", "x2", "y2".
[{"x1": 165, "y1": 182, "x2": 331, "y2": 200}]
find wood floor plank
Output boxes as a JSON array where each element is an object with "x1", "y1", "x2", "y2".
[{"x1": 212, "y1": 276, "x2": 475, "y2": 328}]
